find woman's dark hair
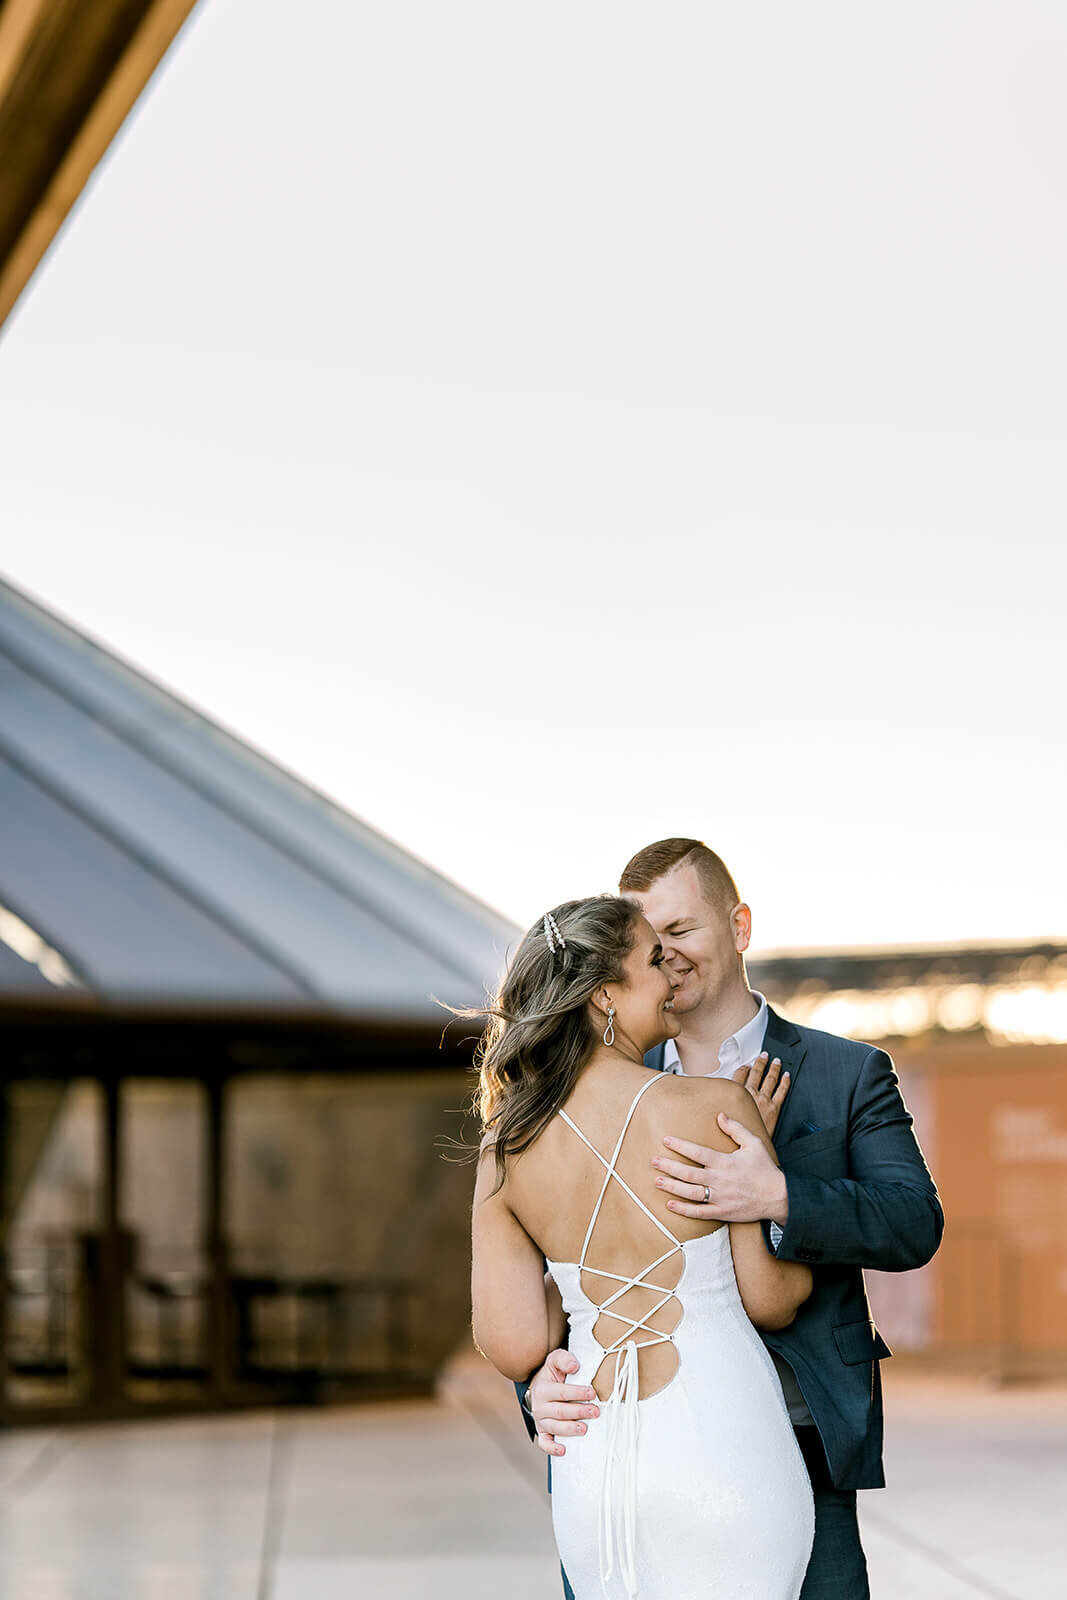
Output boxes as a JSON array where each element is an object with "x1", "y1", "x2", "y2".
[{"x1": 476, "y1": 894, "x2": 642, "y2": 1189}]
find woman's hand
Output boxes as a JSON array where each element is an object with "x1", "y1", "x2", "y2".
[{"x1": 732, "y1": 1052, "x2": 791, "y2": 1137}]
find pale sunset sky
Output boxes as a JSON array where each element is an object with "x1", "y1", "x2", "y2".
[{"x1": 2, "y1": 1, "x2": 1065, "y2": 952}]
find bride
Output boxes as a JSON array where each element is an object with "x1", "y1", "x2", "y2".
[{"x1": 471, "y1": 895, "x2": 815, "y2": 1599}]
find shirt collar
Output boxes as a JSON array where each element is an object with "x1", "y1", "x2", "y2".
[
  {"x1": 662, "y1": 991, "x2": 768, "y2": 1077},
  {"x1": 722, "y1": 991, "x2": 769, "y2": 1072}
]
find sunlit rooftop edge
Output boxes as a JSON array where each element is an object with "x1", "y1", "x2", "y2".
[
  {"x1": 751, "y1": 936, "x2": 1067, "y2": 961},
  {"x1": 0, "y1": 903, "x2": 82, "y2": 988},
  {"x1": 782, "y1": 983, "x2": 1067, "y2": 1046}
]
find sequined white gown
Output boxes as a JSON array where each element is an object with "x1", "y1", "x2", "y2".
[{"x1": 547, "y1": 1074, "x2": 814, "y2": 1600}]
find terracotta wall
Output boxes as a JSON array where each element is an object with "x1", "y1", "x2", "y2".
[{"x1": 866, "y1": 1042, "x2": 1067, "y2": 1367}]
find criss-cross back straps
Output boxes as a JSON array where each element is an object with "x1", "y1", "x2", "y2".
[
  {"x1": 558, "y1": 1072, "x2": 684, "y2": 1355},
  {"x1": 559, "y1": 1073, "x2": 684, "y2": 1600}
]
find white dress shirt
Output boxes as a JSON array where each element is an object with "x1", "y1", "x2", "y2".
[{"x1": 660, "y1": 990, "x2": 769, "y2": 1081}]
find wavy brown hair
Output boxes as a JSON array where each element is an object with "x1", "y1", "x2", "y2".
[{"x1": 476, "y1": 895, "x2": 642, "y2": 1189}]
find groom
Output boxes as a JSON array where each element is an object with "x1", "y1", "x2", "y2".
[{"x1": 521, "y1": 838, "x2": 944, "y2": 1598}]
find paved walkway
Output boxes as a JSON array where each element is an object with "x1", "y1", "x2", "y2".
[{"x1": 0, "y1": 1356, "x2": 1064, "y2": 1598}]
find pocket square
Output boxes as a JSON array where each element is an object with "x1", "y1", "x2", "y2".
[{"x1": 796, "y1": 1120, "x2": 822, "y2": 1136}]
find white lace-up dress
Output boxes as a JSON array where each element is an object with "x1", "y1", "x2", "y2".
[{"x1": 547, "y1": 1073, "x2": 814, "y2": 1600}]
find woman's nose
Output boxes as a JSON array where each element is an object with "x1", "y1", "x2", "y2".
[{"x1": 667, "y1": 966, "x2": 683, "y2": 990}]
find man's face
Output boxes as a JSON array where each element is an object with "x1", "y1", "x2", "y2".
[{"x1": 626, "y1": 862, "x2": 748, "y2": 1016}]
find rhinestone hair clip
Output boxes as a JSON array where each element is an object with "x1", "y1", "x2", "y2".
[{"x1": 543, "y1": 911, "x2": 567, "y2": 953}]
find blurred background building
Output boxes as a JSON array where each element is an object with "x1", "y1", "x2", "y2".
[{"x1": 0, "y1": 576, "x2": 515, "y2": 1423}]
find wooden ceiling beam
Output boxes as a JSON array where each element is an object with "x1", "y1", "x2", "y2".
[{"x1": 0, "y1": 0, "x2": 200, "y2": 333}]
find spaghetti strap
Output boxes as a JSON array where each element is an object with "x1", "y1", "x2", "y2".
[{"x1": 559, "y1": 1073, "x2": 682, "y2": 1255}]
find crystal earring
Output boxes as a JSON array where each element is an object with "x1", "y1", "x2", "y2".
[{"x1": 603, "y1": 1007, "x2": 615, "y2": 1048}]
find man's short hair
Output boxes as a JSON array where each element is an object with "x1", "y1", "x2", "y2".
[{"x1": 619, "y1": 837, "x2": 741, "y2": 918}]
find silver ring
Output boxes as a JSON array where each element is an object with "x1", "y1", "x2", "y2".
[{"x1": 701, "y1": 1185, "x2": 710, "y2": 1205}]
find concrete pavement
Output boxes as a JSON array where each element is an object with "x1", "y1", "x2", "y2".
[{"x1": 0, "y1": 1355, "x2": 1063, "y2": 1597}]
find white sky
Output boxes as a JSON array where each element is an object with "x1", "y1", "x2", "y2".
[{"x1": 2, "y1": 0, "x2": 1065, "y2": 952}]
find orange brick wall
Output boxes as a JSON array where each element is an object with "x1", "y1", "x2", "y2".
[{"x1": 866, "y1": 1043, "x2": 1067, "y2": 1363}]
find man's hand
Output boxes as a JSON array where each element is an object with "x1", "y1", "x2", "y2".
[
  {"x1": 732, "y1": 1052, "x2": 791, "y2": 1137},
  {"x1": 652, "y1": 1114, "x2": 789, "y2": 1226},
  {"x1": 527, "y1": 1347, "x2": 600, "y2": 1457}
]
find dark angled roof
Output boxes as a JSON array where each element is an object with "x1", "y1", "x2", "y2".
[{"x1": 0, "y1": 578, "x2": 518, "y2": 1019}]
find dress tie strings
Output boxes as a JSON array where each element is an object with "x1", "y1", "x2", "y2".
[{"x1": 599, "y1": 1339, "x2": 641, "y2": 1600}]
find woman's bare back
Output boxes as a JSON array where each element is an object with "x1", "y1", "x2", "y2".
[{"x1": 503, "y1": 1064, "x2": 738, "y2": 1399}]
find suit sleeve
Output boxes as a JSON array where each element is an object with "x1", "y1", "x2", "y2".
[
  {"x1": 514, "y1": 1378, "x2": 537, "y2": 1443},
  {"x1": 774, "y1": 1046, "x2": 944, "y2": 1272},
  {"x1": 513, "y1": 1260, "x2": 569, "y2": 1444}
]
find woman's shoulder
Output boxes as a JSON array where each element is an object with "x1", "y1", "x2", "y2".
[
  {"x1": 650, "y1": 1072, "x2": 753, "y2": 1137},
  {"x1": 654, "y1": 1071, "x2": 750, "y2": 1109}
]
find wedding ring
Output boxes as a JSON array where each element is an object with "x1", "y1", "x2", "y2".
[{"x1": 701, "y1": 1185, "x2": 710, "y2": 1205}]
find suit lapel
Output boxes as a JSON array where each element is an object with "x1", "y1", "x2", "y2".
[
  {"x1": 644, "y1": 1041, "x2": 667, "y2": 1073},
  {"x1": 760, "y1": 1005, "x2": 808, "y2": 1148}
]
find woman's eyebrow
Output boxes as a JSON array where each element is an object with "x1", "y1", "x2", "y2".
[{"x1": 649, "y1": 942, "x2": 663, "y2": 960}]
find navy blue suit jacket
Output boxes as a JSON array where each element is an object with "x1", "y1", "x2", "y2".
[
  {"x1": 644, "y1": 1005, "x2": 943, "y2": 1489},
  {"x1": 517, "y1": 1005, "x2": 944, "y2": 1492}
]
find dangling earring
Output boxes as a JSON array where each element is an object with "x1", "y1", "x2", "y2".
[{"x1": 603, "y1": 1007, "x2": 615, "y2": 1048}]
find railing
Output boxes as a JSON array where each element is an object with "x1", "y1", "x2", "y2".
[
  {"x1": 228, "y1": 1273, "x2": 417, "y2": 1383},
  {"x1": 2, "y1": 1229, "x2": 421, "y2": 1416},
  {"x1": 6, "y1": 1233, "x2": 82, "y2": 1393}
]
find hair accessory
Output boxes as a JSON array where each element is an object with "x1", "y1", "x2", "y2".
[{"x1": 543, "y1": 911, "x2": 567, "y2": 954}]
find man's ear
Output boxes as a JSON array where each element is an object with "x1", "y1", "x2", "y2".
[{"x1": 732, "y1": 903, "x2": 752, "y2": 954}]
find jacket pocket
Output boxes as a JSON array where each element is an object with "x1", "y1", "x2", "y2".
[
  {"x1": 778, "y1": 1122, "x2": 845, "y2": 1163},
  {"x1": 833, "y1": 1319, "x2": 893, "y2": 1365}
]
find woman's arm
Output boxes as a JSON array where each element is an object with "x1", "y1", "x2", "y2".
[
  {"x1": 701, "y1": 1084, "x2": 813, "y2": 1330},
  {"x1": 728, "y1": 1220, "x2": 812, "y2": 1329},
  {"x1": 471, "y1": 1148, "x2": 555, "y2": 1381}
]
